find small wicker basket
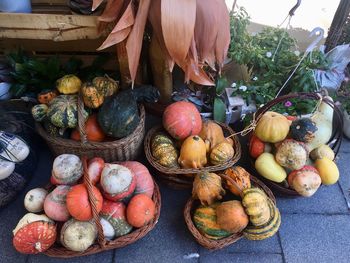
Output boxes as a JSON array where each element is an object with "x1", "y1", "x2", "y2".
[
  {"x1": 248, "y1": 92, "x2": 343, "y2": 197},
  {"x1": 43, "y1": 157, "x2": 161, "y2": 258},
  {"x1": 184, "y1": 174, "x2": 276, "y2": 250},
  {"x1": 144, "y1": 123, "x2": 241, "y2": 189},
  {"x1": 36, "y1": 95, "x2": 145, "y2": 162}
]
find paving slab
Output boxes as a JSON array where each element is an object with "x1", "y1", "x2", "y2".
[
  {"x1": 200, "y1": 251, "x2": 283, "y2": 263},
  {"x1": 279, "y1": 214, "x2": 350, "y2": 263},
  {"x1": 27, "y1": 251, "x2": 114, "y2": 263},
  {"x1": 336, "y1": 146, "x2": 350, "y2": 210}
]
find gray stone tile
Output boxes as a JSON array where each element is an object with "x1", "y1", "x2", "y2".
[
  {"x1": 28, "y1": 251, "x2": 113, "y2": 263},
  {"x1": 279, "y1": 214, "x2": 350, "y2": 263},
  {"x1": 113, "y1": 185, "x2": 199, "y2": 263},
  {"x1": 336, "y1": 151, "x2": 350, "y2": 209},
  {"x1": 200, "y1": 251, "x2": 283, "y2": 263},
  {"x1": 277, "y1": 182, "x2": 348, "y2": 214},
  {"x1": 338, "y1": 136, "x2": 350, "y2": 154}
]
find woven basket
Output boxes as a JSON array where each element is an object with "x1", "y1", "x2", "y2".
[
  {"x1": 248, "y1": 92, "x2": 343, "y2": 197},
  {"x1": 36, "y1": 95, "x2": 145, "y2": 162},
  {"x1": 184, "y1": 174, "x2": 276, "y2": 250},
  {"x1": 144, "y1": 123, "x2": 241, "y2": 189},
  {"x1": 43, "y1": 156, "x2": 161, "y2": 258}
]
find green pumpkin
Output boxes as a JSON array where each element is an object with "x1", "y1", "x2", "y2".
[
  {"x1": 151, "y1": 133, "x2": 179, "y2": 167},
  {"x1": 290, "y1": 118, "x2": 318, "y2": 143},
  {"x1": 193, "y1": 204, "x2": 232, "y2": 240},
  {"x1": 98, "y1": 85, "x2": 160, "y2": 138},
  {"x1": 47, "y1": 95, "x2": 88, "y2": 129},
  {"x1": 31, "y1": 104, "x2": 48, "y2": 122}
]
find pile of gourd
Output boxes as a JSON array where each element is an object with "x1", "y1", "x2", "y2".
[
  {"x1": 151, "y1": 101, "x2": 235, "y2": 169},
  {"x1": 250, "y1": 97, "x2": 339, "y2": 197},
  {"x1": 191, "y1": 166, "x2": 280, "y2": 241},
  {"x1": 12, "y1": 154, "x2": 156, "y2": 254}
]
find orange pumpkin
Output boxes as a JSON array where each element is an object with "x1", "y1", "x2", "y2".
[
  {"x1": 192, "y1": 172, "x2": 225, "y2": 205},
  {"x1": 249, "y1": 134, "x2": 265, "y2": 158},
  {"x1": 216, "y1": 200, "x2": 249, "y2": 233},
  {"x1": 223, "y1": 166, "x2": 251, "y2": 196},
  {"x1": 66, "y1": 184, "x2": 103, "y2": 221},
  {"x1": 126, "y1": 194, "x2": 155, "y2": 228},
  {"x1": 178, "y1": 135, "x2": 207, "y2": 168},
  {"x1": 70, "y1": 114, "x2": 106, "y2": 142},
  {"x1": 37, "y1": 89, "x2": 58, "y2": 104}
]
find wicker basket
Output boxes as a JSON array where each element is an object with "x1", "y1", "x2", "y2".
[
  {"x1": 184, "y1": 174, "x2": 276, "y2": 250},
  {"x1": 144, "y1": 123, "x2": 242, "y2": 189},
  {"x1": 43, "y1": 156, "x2": 161, "y2": 258},
  {"x1": 248, "y1": 92, "x2": 343, "y2": 197},
  {"x1": 36, "y1": 95, "x2": 145, "y2": 162}
]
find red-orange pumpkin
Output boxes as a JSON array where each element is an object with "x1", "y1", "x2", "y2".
[
  {"x1": 249, "y1": 134, "x2": 265, "y2": 158},
  {"x1": 126, "y1": 194, "x2": 155, "y2": 228},
  {"x1": 66, "y1": 184, "x2": 103, "y2": 221},
  {"x1": 70, "y1": 114, "x2": 106, "y2": 142},
  {"x1": 87, "y1": 157, "x2": 105, "y2": 185},
  {"x1": 119, "y1": 161, "x2": 154, "y2": 198},
  {"x1": 13, "y1": 221, "x2": 57, "y2": 254},
  {"x1": 163, "y1": 101, "x2": 202, "y2": 140},
  {"x1": 44, "y1": 185, "x2": 71, "y2": 222}
]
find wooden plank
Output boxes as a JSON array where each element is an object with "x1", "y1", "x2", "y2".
[
  {"x1": 32, "y1": 0, "x2": 68, "y2": 4},
  {"x1": 0, "y1": 13, "x2": 101, "y2": 41}
]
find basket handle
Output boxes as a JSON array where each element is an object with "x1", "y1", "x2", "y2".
[
  {"x1": 77, "y1": 93, "x2": 88, "y2": 144},
  {"x1": 218, "y1": 173, "x2": 244, "y2": 198},
  {"x1": 82, "y1": 156, "x2": 107, "y2": 248}
]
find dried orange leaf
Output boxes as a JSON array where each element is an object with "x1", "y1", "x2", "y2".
[
  {"x1": 97, "y1": 26, "x2": 131, "y2": 50},
  {"x1": 111, "y1": 1, "x2": 134, "y2": 33},
  {"x1": 126, "y1": 0, "x2": 151, "y2": 83},
  {"x1": 92, "y1": 0, "x2": 104, "y2": 11},
  {"x1": 215, "y1": 0, "x2": 231, "y2": 69},
  {"x1": 98, "y1": 0, "x2": 124, "y2": 22},
  {"x1": 161, "y1": 0, "x2": 196, "y2": 63}
]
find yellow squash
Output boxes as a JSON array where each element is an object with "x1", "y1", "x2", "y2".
[{"x1": 178, "y1": 135, "x2": 207, "y2": 168}]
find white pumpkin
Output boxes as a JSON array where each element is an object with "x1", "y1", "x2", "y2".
[
  {"x1": 100, "y1": 164, "x2": 134, "y2": 195},
  {"x1": 13, "y1": 213, "x2": 53, "y2": 235},
  {"x1": 52, "y1": 154, "x2": 83, "y2": 185},
  {"x1": 24, "y1": 188, "x2": 48, "y2": 213}
]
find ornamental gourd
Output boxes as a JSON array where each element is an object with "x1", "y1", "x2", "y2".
[
  {"x1": 288, "y1": 166, "x2": 321, "y2": 197},
  {"x1": 56, "y1": 74, "x2": 81, "y2": 94},
  {"x1": 66, "y1": 184, "x2": 103, "y2": 221},
  {"x1": 249, "y1": 134, "x2": 272, "y2": 158},
  {"x1": 24, "y1": 188, "x2": 48, "y2": 213},
  {"x1": 193, "y1": 204, "x2": 232, "y2": 240},
  {"x1": 209, "y1": 142, "x2": 234, "y2": 165},
  {"x1": 310, "y1": 144, "x2": 335, "y2": 161},
  {"x1": 255, "y1": 111, "x2": 290, "y2": 143},
  {"x1": 31, "y1": 104, "x2": 48, "y2": 122},
  {"x1": 37, "y1": 89, "x2": 58, "y2": 104},
  {"x1": 178, "y1": 135, "x2": 207, "y2": 168},
  {"x1": 275, "y1": 139, "x2": 308, "y2": 170},
  {"x1": 223, "y1": 166, "x2": 251, "y2": 196},
  {"x1": 87, "y1": 157, "x2": 105, "y2": 185},
  {"x1": 216, "y1": 200, "x2": 249, "y2": 233},
  {"x1": 126, "y1": 194, "x2": 156, "y2": 228},
  {"x1": 163, "y1": 101, "x2": 202, "y2": 140},
  {"x1": 52, "y1": 154, "x2": 83, "y2": 185},
  {"x1": 199, "y1": 121, "x2": 232, "y2": 152},
  {"x1": 81, "y1": 82, "x2": 105, "y2": 108},
  {"x1": 315, "y1": 158, "x2": 339, "y2": 185},
  {"x1": 46, "y1": 95, "x2": 88, "y2": 129},
  {"x1": 242, "y1": 188, "x2": 270, "y2": 226},
  {"x1": 151, "y1": 133, "x2": 179, "y2": 168},
  {"x1": 290, "y1": 118, "x2": 318, "y2": 143},
  {"x1": 192, "y1": 172, "x2": 225, "y2": 206},
  {"x1": 255, "y1": 153, "x2": 287, "y2": 183},
  {"x1": 44, "y1": 185, "x2": 71, "y2": 222},
  {"x1": 92, "y1": 76, "x2": 119, "y2": 97},
  {"x1": 70, "y1": 114, "x2": 106, "y2": 142}
]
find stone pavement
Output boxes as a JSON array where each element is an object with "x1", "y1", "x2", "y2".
[{"x1": 0, "y1": 115, "x2": 349, "y2": 263}]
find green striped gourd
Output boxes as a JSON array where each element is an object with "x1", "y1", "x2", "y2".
[
  {"x1": 31, "y1": 104, "x2": 48, "y2": 122},
  {"x1": 151, "y1": 133, "x2": 179, "y2": 168}
]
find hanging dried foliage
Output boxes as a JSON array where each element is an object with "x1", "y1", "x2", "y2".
[{"x1": 98, "y1": 0, "x2": 124, "y2": 22}]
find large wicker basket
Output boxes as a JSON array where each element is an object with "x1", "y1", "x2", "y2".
[
  {"x1": 36, "y1": 95, "x2": 145, "y2": 162},
  {"x1": 144, "y1": 123, "x2": 241, "y2": 189},
  {"x1": 248, "y1": 92, "x2": 343, "y2": 197},
  {"x1": 184, "y1": 174, "x2": 276, "y2": 250},
  {"x1": 43, "y1": 157, "x2": 161, "y2": 258}
]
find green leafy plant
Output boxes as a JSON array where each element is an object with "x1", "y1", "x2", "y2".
[{"x1": 213, "y1": 76, "x2": 228, "y2": 122}]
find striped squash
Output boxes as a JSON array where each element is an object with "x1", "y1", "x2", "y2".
[
  {"x1": 31, "y1": 104, "x2": 48, "y2": 122},
  {"x1": 193, "y1": 204, "x2": 232, "y2": 240},
  {"x1": 209, "y1": 142, "x2": 234, "y2": 165}
]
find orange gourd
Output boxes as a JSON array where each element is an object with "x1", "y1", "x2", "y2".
[
  {"x1": 70, "y1": 114, "x2": 106, "y2": 142},
  {"x1": 178, "y1": 135, "x2": 207, "y2": 168},
  {"x1": 126, "y1": 194, "x2": 155, "y2": 228},
  {"x1": 216, "y1": 200, "x2": 249, "y2": 233},
  {"x1": 66, "y1": 184, "x2": 103, "y2": 221},
  {"x1": 223, "y1": 166, "x2": 251, "y2": 196},
  {"x1": 199, "y1": 120, "x2": 232, "y2": 152},
  {"x1": 37, "y1": 90, "x2": 58, "y2": 104},
  {"x1": 192, "y1": 172, "x2": 225, "y2": 205}
]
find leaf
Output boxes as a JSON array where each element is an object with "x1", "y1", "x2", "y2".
[
  {"x1": 111, "y1": 1, "x2": 134, "y2": 33},
  {"x1": 98, "y1": 0, "x2": 124, "y2": 22},
  {"x1": 97, "y1": 26, "x2": 131, "y2": 50},
  {"x1": 213, "y1": 97, "x2": 226, "y2": 123},
  {"x1": 92, "y1": 0, "x2": 105, "y2": 11},
  {"x1": 161, "y1": 0, "x2": 196, "y2": 64},
  {"x1": 214, "y1": 0, "x2": 230, "y2": 69},
  {"x1": 126, "y1": 0, "x2": 151, "y2": 84},
  {"x1": 215, "y1": 76, "x2": 228, "y2": 96}
]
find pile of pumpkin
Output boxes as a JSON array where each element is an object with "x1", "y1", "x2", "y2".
[
  {"x1": 151, "y1": 101, "x2": 235, "y2": 169},
  {"x1": 250, "y1": 99, "x2": 340, "y2": 197},
  {"x1": 190, "y1": 166, "x2": 280, "y2": 241},
  {"x1": 12, "y1": 154, "x2": 156, "y2": 254}
]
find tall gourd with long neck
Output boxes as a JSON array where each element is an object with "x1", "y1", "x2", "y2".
[{"x1": 306, "y1": 96, "x2": 333, "y2": 151}]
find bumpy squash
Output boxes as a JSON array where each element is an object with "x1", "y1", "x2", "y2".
[
  {"x1": 216, "y1": 201, "x2": 249, "y2": 233},
  {"x1": 151, "y1": 133, "x2": 179, "y2": 168},
  {"x1": 223, "y1": 166, "x2": 251, "y2": 196},
  {"x1": 310, "y1": 145, "x2": 335, "y2": 161},
  {"x1": 163, "y1": 101, "x2": 202, "y2": 140},
  {"x1": 192, "y1": 172, "x2": 225, "y2": 205},
  {"x1": 31, "y1": 104, "x2": 48, "y2": 122},
  {"x1": 178, "y1": 135, "x2": 207, "y2": 168},
  {"x1": 37, "y1": 89, "x2": 58, "y2": 104},
  {"x1": 193, "y1": 204, "x2": 232, "y2": 240},
  {"x1": 255, "y1": 111, "x2": 290, "y2": 143},
  {"x1": 290, "y1": 118, "x2": 318, "y2": 143},
  {"x1": 81, "y1": 82, "x2": 105, "y2": 108},
  {"x1": 275, "y1": 139, "x2": 308, "y2": 170},
  {"x1": 242, "y1": 188, "x2": 270, "y2": 226},
  {"x1": 315, "y1": 158, "x2": 339, "y2": 185},
  {"x1": 199, "y1": 121, "x2": 232, "y2": 152},
  {"x1": 209, "y1": 142, "x2": 234, "y2": 165},
  {"x1": 56, "y1": 74, "x2": 81, "y2": 94},
  {"x1": 288, "y1": 166, "x2": 321, "y2": 197},
  {"x1": 47, "y1": 95, "x2": 88, "y2": 129},
  {"x1": 243, "y1": 198, "x2": 281, "y2": 240},
  {"x1": 92, "y1": 76, "x2": 119, "y2": 97}
]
